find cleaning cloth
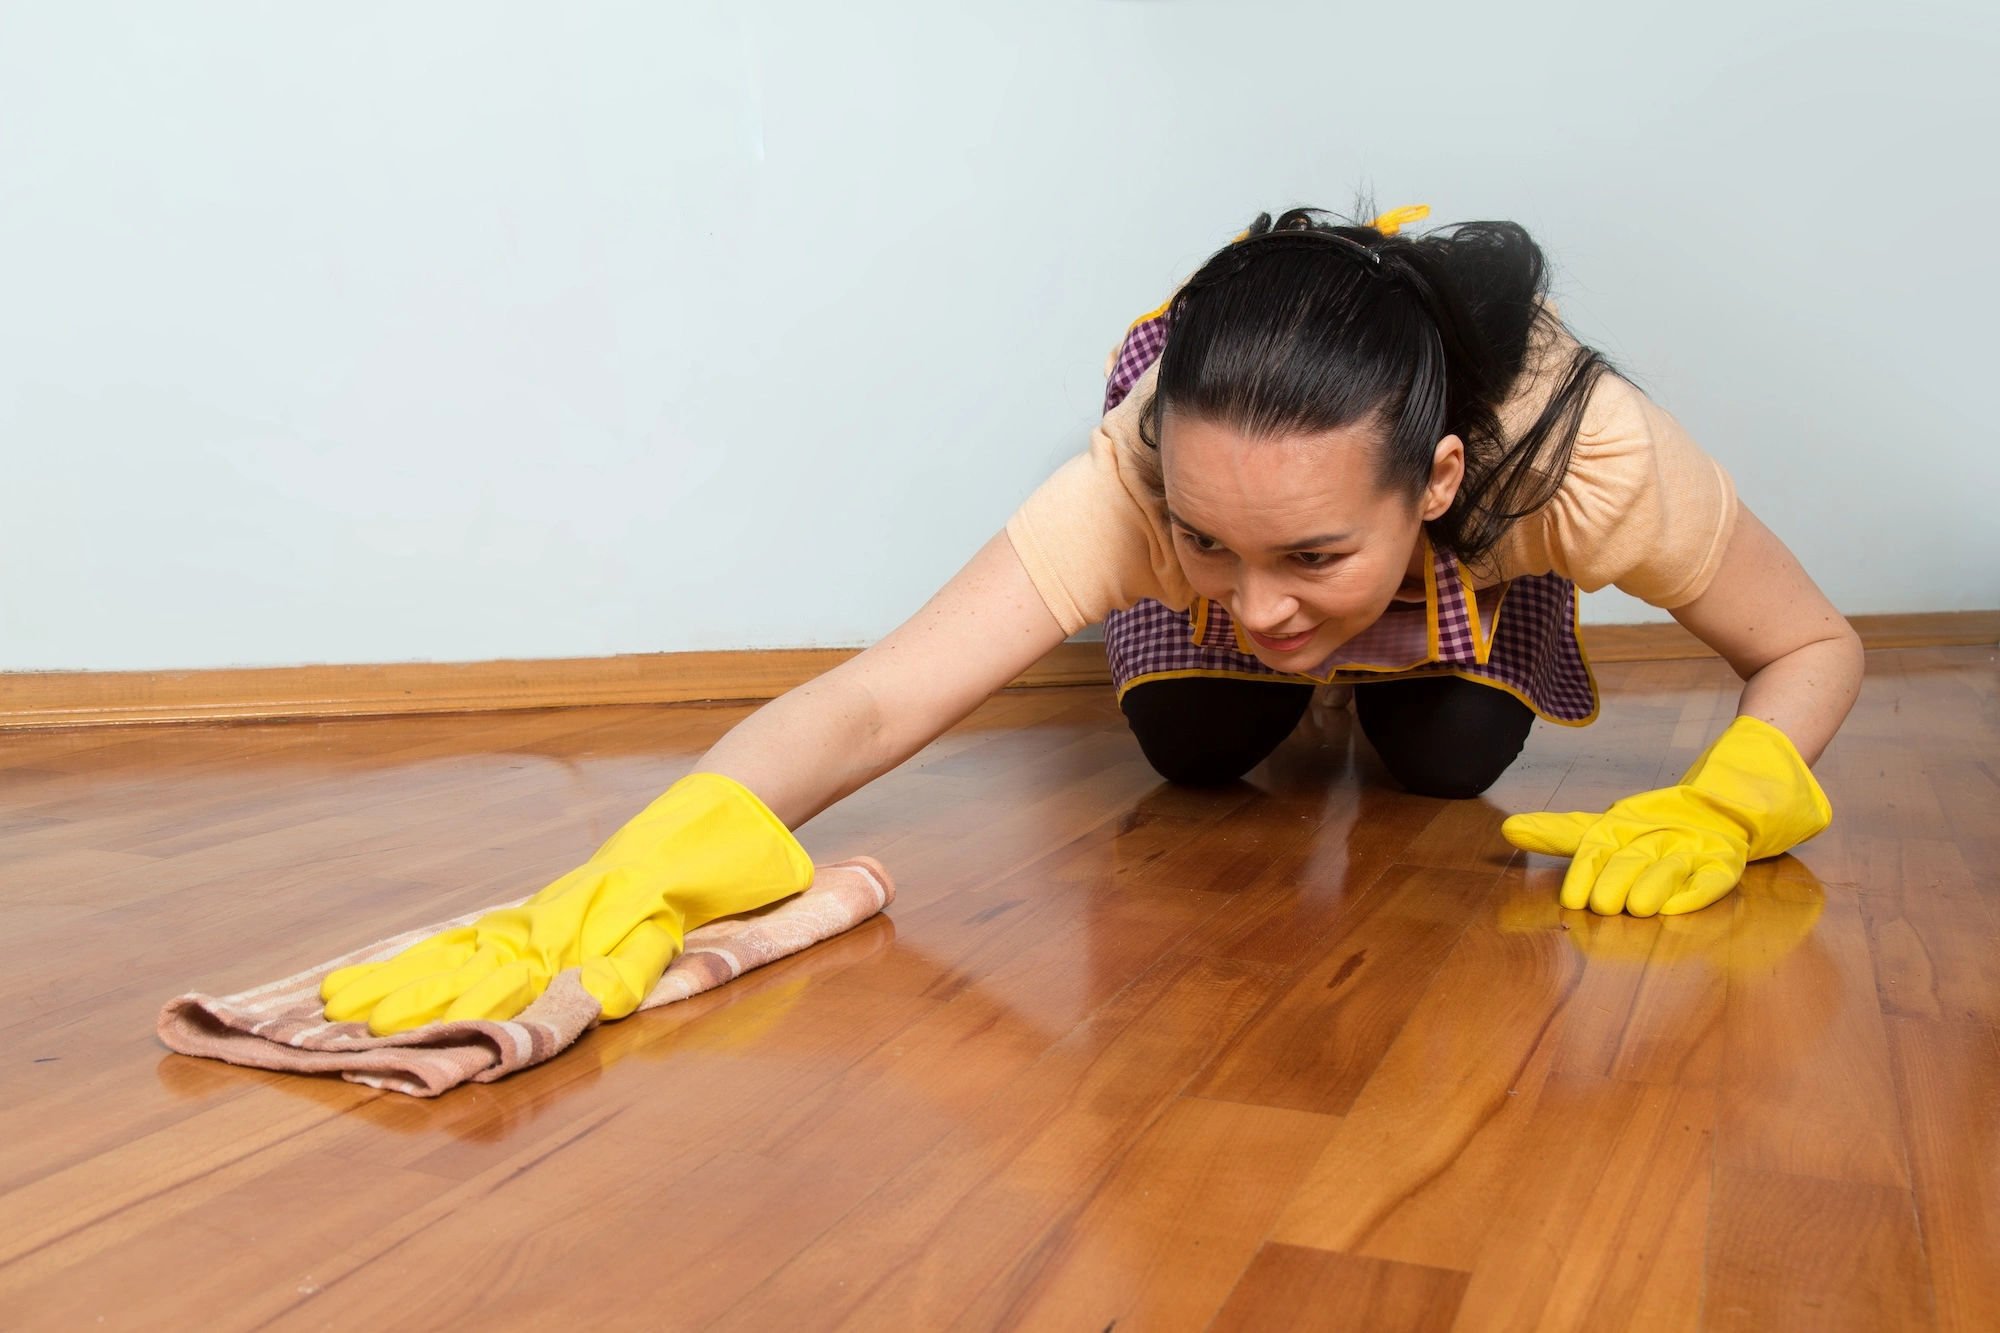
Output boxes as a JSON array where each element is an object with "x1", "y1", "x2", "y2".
[{"x1": 156, "y1": 857, "x2": 892, "y2": 1098}]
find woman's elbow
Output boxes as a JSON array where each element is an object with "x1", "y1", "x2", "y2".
[{"x1": 1829, "y1": 618, "x2": 1866, "y2": 694}]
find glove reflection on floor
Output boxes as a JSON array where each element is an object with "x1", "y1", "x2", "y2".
[
  {"x1": 1502, "y1": 716, "x2": 1832, "y2": 917},
  {"x1": 320, "y1": 772, "x2": 813, "y2": 1035},
  {"x1": 1496, "y1": 864, "x2": 1827, "y2": 982}
]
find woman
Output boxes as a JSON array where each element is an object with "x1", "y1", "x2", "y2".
[{"x1": 324, "y1": 207, "x2": 1863, "y2": 1036}]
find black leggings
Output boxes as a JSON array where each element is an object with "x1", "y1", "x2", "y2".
[{"x1": 1120, "y1": 673, "x2": 1536, "y2": 799}]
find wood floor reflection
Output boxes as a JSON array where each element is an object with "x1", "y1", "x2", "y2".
[{"x1": 2, "y1": 646, "x2": 1995, "y2": 1330}]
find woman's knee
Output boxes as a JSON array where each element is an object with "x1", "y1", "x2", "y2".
[
  {"x1": 1372, "y1": 741, "x2": 1520, "y2": 800},
  {"x1": 1120, "y1": 676, "x2": 1315, "y2": 786},
  {"x1": 1355, "y1": 675, "x2": 1536, "y2": 799}
]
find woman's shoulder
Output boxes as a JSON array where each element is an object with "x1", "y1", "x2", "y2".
[
  {"x1": 1004, "y1": 353, "x2": 1189, "y2": 634},
  {"x1": 1498, "y1": 308, "x2": 1670, "y2": 478},
  {"x1": 1490, "y1": 315, "x2": 1738, "y2": 606}
]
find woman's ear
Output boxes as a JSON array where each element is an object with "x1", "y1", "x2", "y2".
[{"x1": 1421, "y1": 434, "x2": 1465, "y2": 521}]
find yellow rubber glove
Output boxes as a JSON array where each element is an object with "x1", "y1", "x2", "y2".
[
  {"x1": 320, "y1": 772, "x2": 812, "y2": 1035},
  {"x1": 1501, "y1": 716, "x2": 1831, "y2": 917}
]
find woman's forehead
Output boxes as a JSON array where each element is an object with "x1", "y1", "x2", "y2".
[
  {"x1": 1161, "y1": 417, "x2": 1379, "y2": 493},
  {"x1": 1160, "y1": 417, "x2": 1393, "y2": 544}
]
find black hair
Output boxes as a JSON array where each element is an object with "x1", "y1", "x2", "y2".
[{"x1": 1140, "y1": 207, "x2": 1610, "y2": 565}]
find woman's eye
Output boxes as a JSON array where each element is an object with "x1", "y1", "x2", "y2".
[
  {"x1": 1293, "y1": 551, "x2": 1338, "y2": 568},
  {"x1": 1181, "y1": 531, "x2": 1221, "y2": 554}
]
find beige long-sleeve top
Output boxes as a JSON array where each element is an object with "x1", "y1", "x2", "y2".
[{"x1": 1005, "y1": 316, "x2": 1738, "y2": 636}]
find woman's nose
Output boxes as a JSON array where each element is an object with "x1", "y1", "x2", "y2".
[{"x1": 1235, "y1": 571, "x2": 1300, "y2": 631}]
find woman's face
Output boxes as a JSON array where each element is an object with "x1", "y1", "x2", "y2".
[{"x1": 1160, "y1": 413, "x2": 1464, "y2": 672}]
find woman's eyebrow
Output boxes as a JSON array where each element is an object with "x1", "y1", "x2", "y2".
[
  {"x1": 1281, "y1": 530, "x2": 1355, "y2": 549},
  {"x1": 1168, "y1": 510, "x2": 1354, "y2": 551}
]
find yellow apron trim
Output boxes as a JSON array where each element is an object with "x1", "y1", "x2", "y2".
[
  {"x1": 1295, "y1": 649, "x2": 1435, "y2": 681},
  {"x1": 1422, "y1": 534, "x2": 1441, "y2": 663},
  {"x1": 1459, "y1": 558, "x2": 1483, "y2": 658},
  {"x1": 1459, "y1": 562, "x2": 1507, "y2": 667},
  {"x1": 1188, "y1": 596, "x2": 1211, "y2": 648},
  {"x1": 1565, "y1": 589, "x2": 1604, "y2": 726},
  {"x1": 1126, "y1": 298, "x2": 1173, "y2": 333},
  {"x1": 1424, "y1": 667, "x2": 1599, "y2": 727},
  {"x1": 1115, "y1": 667, "x2": 1318, "y2": 704},
  {"x1": 1477, "y1": 584, "x2": 1508, "y2": 665}
]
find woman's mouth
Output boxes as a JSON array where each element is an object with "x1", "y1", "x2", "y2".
[{"x1": 1245, "y1": 626, "x2": 1319, "y2": 655}]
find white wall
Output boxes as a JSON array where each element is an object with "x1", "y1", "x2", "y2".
[{"x1": 3, "y1": 0, "x2": 1995, "y2": 671}]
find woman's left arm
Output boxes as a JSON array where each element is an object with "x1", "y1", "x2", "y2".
[{"x1": 1669, "y1": 502, "x2": 1863, "y2": 762}]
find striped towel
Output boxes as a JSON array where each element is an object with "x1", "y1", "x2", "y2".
[{"x1": 156, "y1": 857, "x2": 894, "y2": 1098}]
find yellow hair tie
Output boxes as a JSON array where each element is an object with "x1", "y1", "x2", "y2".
[{"x1": 1369, "y1": 204, "x2": 1430, "y2": 236}]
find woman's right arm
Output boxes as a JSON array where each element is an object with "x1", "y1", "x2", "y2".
[{"x1": 694, "y1": 531, "x2": 1070, "y2": 828}]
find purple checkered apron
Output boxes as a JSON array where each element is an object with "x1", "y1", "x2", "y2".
[{"x1": 1099, "y1": 302, "x2": 1599, "y2": 726}]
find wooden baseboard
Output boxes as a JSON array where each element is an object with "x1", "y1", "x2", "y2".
[
  {"x1": 3, "y1": 611, "x2": 1992, "y2": 731},
  {"x1": 1842, "y1": 610, "x2": 2000, "y2": 650},
  {"x1": 1582, "y1": 610, "x2": 2000, "y2": 663},
  {"x1": 0, "y1": 641, "x2": 1113, "y2": 730}
]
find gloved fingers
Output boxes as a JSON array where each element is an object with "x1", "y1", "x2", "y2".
[
  {"x1": 1658, "y1": 858, "x2": 1743, "y2": 916},
  {"x1": 464, "y1": 904, "x2": 536, "y2": 957},
  {"x1": 1587, "y1": 835, "x2": 1676, "y2": 916},
  {"x1": 364, "y1": 943, "x2": 507, "y2": 1036},
  {"x1": 321, "y1": 936, "x2": 477, "y2": 1019},
  {"x1": 320, "y1": 961, "x2": 382, "y2": 1007},
  {"x1": 1558, "y1": 838, "x2": 1617, "y2": 911},
  {"x1": 581, "y1": 920, "x2": 681, "y2": 1021},
  {"x1": 1502, "y1": 810, "x2": 1599, "y2": 857},
  {"x1": 1624, "y1": 851, "x2": 1695, "y2": 918},
  {"x1": 320, "y1": 926, "x2": 479, "y2": 1005},
  {"x1": 442, "y1": 959, "x2": 544, "y2": 1025}
]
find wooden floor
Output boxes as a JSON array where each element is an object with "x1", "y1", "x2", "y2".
[{"x1": 3, "y1": 646, "x2": 1996, "y2": 1331}]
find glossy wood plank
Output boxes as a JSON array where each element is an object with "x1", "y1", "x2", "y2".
[
  {"x1": 1886, "y1": 1016, "x2": 2000, "y2": 1333},
  {"x1": 1858, "y1": 837, "x2": 2000, "y2": 1027},
  {"x1": 1703, "y1": 1166, "x2": 1934, "y2": 1331},
  {"x1": 1188, "y1": 864, "x2": 1492, "y2": 1115},
  {"x1": 959, "y1": 1096, "x2": 1339, "y2": 1332},
  {"x1": 1264, "y1": 863, "x2": 1579, "y2": 1267},
  {"x1": 1597, "y1": 906, "x2": 1732, "y2": 1087},
  {"x1": 1209, "y1": 1244, "x2": 1468, "y2": 1333},
  {"x1": 1716, "y1": 871, "x2": 1911, "y2": 1188},
  {"x1": 3, "y1": 949, "x2": 934, "y2": 1324},
  {"x1": 706, "y1": 953, "x2": 1284, "y2": 1332},
  {"x1": 2, "y1": 646, "x2": 1996, "y2": 1329},
  {"x1": 1191, "y1": 785, "x2": 1442, "y2": 970},
  {"x1": 1545, "y1": 909, "x2": 1723, "y2": 1087},
  {"x1": 1451, "y1": 1077, "x2": 1715, "y2": 1332}
]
